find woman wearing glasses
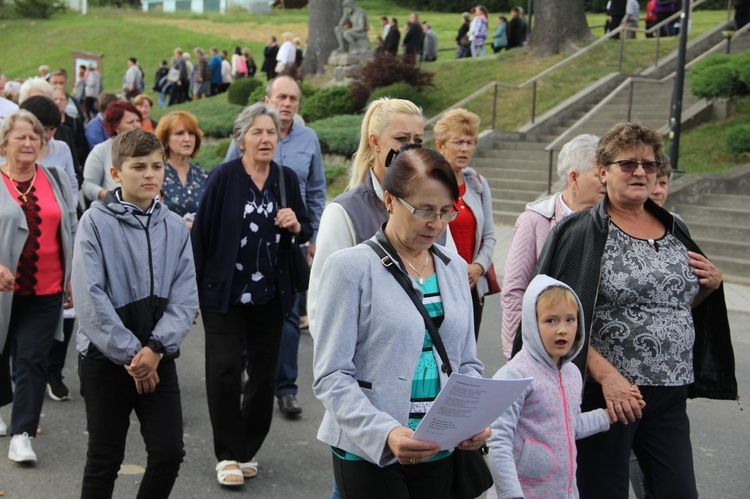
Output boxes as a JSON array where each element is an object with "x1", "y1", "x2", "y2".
[
  {"x1": 313, "y1": 147, "x2": 489, "y2": 499},
  {"x1": 533, "y1": 122, "x2": 736, "y2": 498},
  {"x1": 434, "y1": 109, "x2": 495, "y2": 339},
  {"x1": 309, "y1": 98, "x2": 454, "y2": 337}
]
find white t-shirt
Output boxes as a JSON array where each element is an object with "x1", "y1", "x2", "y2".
[
  {"x1": 0, "y1": 97, "x2": 19, "y2": 125},
  {"x1": 626, "y1": 0, "x2": 640, "y2": 22}
]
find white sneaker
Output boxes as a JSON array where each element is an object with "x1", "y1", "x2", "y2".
[
  {"x1": 0, "y1": 414, "x2": 6, "y2": 436},
  {"x1": 9, "y1": 432, "x2": 37, "y2": 463}
]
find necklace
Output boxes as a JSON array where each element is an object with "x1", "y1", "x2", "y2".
[
  {"x1": 401, "y1": 252, "x2": 429, "y2": 285},
  {"x1": 2, "y1": 165, "x2": 37, "y2": 202}
]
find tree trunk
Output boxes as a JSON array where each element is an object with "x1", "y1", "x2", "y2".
[
  {"x1": 302, "y1": 0, "x2": 342, "y2": 77},
  {"x1": 531, "y1": 0, "x2": 595, "y2": 58}
]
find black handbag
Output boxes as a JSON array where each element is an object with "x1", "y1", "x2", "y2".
[
  {"x1": 364, "y1": 238, "x2": 494, "y2": 499},
  {"x1": 277, "y1": 163, "x2": 309, "y2": 292}
]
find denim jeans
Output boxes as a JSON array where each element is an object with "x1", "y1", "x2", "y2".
[{"x1": 79, "y1": 355, "x2": 184, "y2": 499}]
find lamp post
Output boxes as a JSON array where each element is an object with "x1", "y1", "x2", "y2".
[{"x1": 668, "y1": 0, "x2": 690, "y2": 174}]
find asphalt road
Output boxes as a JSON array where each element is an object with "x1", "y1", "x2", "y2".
[{"x1": 1, "y1": 293, "x2": 748, "y2": 498}]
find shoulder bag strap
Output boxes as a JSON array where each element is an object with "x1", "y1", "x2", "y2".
[
  {"x1": 364, "y1": 240, "x2": 454, "y2": 376},
  {"x1": 276, "y1": 163, "x2": 298, "y2": 245}
]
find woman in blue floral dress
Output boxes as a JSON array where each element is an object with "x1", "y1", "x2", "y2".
[{"x1": 155, "y1": 111, "x2": 208, "y2": 228}]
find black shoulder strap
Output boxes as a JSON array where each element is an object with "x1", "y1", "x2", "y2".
[
  {"x1": 364, "y1": 239, "x2": 454, "y2": 376},
  {"x1": 276, "y1": 163, "x2": 287, "y2": 208}
]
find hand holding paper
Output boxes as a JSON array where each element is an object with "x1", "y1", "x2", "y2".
[{"x1": 411, "y1": 373, "x2": 533, "y2": 450}]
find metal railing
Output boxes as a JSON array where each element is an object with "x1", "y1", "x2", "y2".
[
  {"x1": 424, "y1": 0, "x2": 712, "y2": 131},
  {"x1": 542, "y1": 19, "x2": 750, "y2": 194}
]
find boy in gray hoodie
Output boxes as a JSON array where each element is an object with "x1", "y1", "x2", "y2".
[
  {"x1": 487, "y1": 275, "x2": 643, "y2": 499},
  {"x1": 72, "y1": 128, "x2": 199, "y2": 498}
]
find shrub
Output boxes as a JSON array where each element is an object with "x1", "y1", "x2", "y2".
[
  {"x1": 725, "y1": 124, "x2": 750, "y2": 157},
  {"x1": 227, "y1": 77, "x2": 262, "y2": 106},
  {"x1": 13, "y1": 0, "x2": 65, "y2": 18},
  {"x1": 691, "y1": 54, "x2": 734, "y2": 76},
  {"x1": 308, "y1": 114, "x2": 361, "y2": 156},
  {"x1": 300, "y1": 86, "x2": 359, "y2": 123},
  {"x1": 731, "y1": 51, "x2": 750, "y2": 92},
  {"x1": 248, "y1": 85, "x2": 266, "y2": 105},
  {"x1": 367, "y1": 82, "x2": 433, "y2": 110},
  {"x1": 299, "y1": 83, "x2": 319, "y2": 99},
  {"x1": 690, "y1": 63, "x2": 745, "y2": 100},
  {"x1": 194, "y1": 140, "x2": 232, "y2": 171},
  {"x1": 351, "y1": 53, "x2": 434, "y2": 108}
]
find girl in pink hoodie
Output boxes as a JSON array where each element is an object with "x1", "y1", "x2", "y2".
[{"x1": 488, "y1": 275, "x2": 643, "y2": 498}]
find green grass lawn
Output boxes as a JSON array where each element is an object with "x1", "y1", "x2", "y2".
[
  {"x1": 678, "y1": 97, "x2": 750, "y2": 175},
  {"x1": 1, "y1": 6, "x2": 742, "y2": 178}
]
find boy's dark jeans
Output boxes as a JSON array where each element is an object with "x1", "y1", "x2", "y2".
[{"x1": 79, "y1": 355, "x2": 184, "y2": 499}]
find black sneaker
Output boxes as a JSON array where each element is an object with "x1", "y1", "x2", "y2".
[{"x1": 47, "y1": 373, "x2": 70, "y2": 401}]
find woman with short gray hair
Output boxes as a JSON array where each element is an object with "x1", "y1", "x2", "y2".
[
  {"x1": 191, "y1": 101, "x2": 312, "y2": 488},
  {"x1": 500, "y1": 133, "x2": 605, "y2": 359}
]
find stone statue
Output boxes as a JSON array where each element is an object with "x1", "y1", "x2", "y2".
[{"x1": 333, "y1": 0, "x2": 370, "y2": 55}]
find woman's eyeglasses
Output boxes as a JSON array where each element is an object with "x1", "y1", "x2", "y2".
[
  {"x1": 447, "y1": 139, "x2": 477, "y2": 148},
  {"x1": 396, "y1": 197, "x2": 459, "y2": 223},
  {"x1": 607, "y1": 160, "x2": 659, "y2": 174}
]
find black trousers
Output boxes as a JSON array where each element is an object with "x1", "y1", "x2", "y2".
[
  {"x1": 203, "y1": 297, "x2": 283, "y2": 463},
  {"x1": 0, "y1": 293, "x2": 61, "y2": 434},
  {"x1": 577, "y1": 383, "x2": 697, "y2": 499},
  {"x1": 47, "y1": 317, "x2": 75, "y2": 376},
  {"x1": 79, "y1": 355, "x2": 184, "y2": 499},
  {"x1": 333, "y1": 453, "x2": 453, "y2": 499}
]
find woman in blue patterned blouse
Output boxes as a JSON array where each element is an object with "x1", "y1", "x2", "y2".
[{"x1": 155, "y1": 111, "x2": 208, "y2": 228}]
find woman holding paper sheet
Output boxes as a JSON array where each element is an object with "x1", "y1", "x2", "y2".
[{"x1": 312, "y1": 146, "x2": 490, "y2": 499}]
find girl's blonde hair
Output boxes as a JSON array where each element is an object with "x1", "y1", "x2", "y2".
[{"x1": 348, "y1": 98, "x2": 423, "y2": 191}]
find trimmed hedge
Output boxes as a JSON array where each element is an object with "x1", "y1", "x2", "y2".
[
  {"x1": 367, "y1": 82, "x2": 433, "y2": 110},
  {"x1": 690, "y1": 54, "x2": 748, "y2": 100},
  {"x1": 308, "y1": 114, "x2": 361, "y2": 156},
  {"x1": 227, "y1": 77, "x2": 263, "y2": 106},
  {"x1": 300, "y1": 86, "x2": 359, "y2": 123},
  {"x1": 725, "y1": 124, "x2": 750, "y2": 156}
]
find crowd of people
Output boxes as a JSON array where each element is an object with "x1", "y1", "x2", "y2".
[{"x1": 0, "y1": 24, "x2": 739, "y2": 499}]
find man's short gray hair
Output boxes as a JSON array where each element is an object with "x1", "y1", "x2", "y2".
[
  {"x1": 195, "y1": 47, "x2": 205, "y2": 56},
  {"x1": 233, "y1": 102, "x2": 281, "y2": 149},
  {"x1": 557, "y1": 134, "x2": 599, "y2": 187}
]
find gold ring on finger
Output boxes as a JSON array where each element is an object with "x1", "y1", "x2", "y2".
[{"x1": 409, "y1": 457, "x2": 416, "y2": 465}]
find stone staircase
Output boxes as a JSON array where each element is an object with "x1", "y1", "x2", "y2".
[
  {"x1": 471, "y1": 24, "x2": 748, "y2": 227},
  {"x1": 666, "y1": 166, "x2": 750, "y2": 285}
]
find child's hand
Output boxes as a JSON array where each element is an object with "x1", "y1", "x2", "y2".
[
  {"x1": 134, "y1": 370, "x2": 160, "y2": 394},
  {"x1": 629, "y1": 385, "x2": 646, "y2": 409},
  {"x1": 125, "y1": 346, "x2": 161, "y2": 379}
]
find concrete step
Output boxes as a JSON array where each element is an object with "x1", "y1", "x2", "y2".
[
  {"x1": 694, "y1": 238, "x2": 750, "y2": 261},
  {"x1": 473, "y1": 157, "x2": 551, "y2": 170},
  {"x1": 493, "y1": 199, "x2": 529, "y2": 214},
  {"x1": 686, "y1": 223, "x2": 750, "y2": 244},
  {"x1": 697, "y1": 194, "x2": 750, "y2": 209},
  {"x1": 706, "y1": 255, "x2": 750, "y2": 280},
  {"x1": 482, "y1": 177, "x2": 549, "y2": 192},
  {"x1": 477, "y1": 149, "x2": 554, "y2": 161},
  {"x1": 485, "y1": 141, "x2": 549, "y2": 152},
  {"x1": 480, "y1": 168, "x2": 549, "y2": 181},
  {"x1": 493, "y1": 210, "x2": 524, "y2": 226},
  {"x1": 491, "y1": 188, "x2": 545, "y2": 202},
  {"x1": 674, "y1": 204, "x2": 750, "y2": 229}
]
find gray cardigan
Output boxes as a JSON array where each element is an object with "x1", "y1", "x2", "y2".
[
  {"x1": 461, "y1": 168, "x2": 496, "y2": 298},
  {"x1": 0, "y1": 165, "x2": 77, "y2": 354},
  {"x1": 81, "y1": 138, "x2": 117, "y2": 203},
  {"x1": 313, "y1": 233, "x2": 483, "y2": 467}
]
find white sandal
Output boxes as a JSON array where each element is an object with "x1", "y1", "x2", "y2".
[
  {"x1": 239, "y1": 459, "x2": 258, "y2": 479},
  {"x1": 216, "y1": 460, "x2": 244, "y2": 486}
]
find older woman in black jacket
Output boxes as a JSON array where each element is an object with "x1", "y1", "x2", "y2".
[
  {"x1": 533, "y1": 122, "x2": 736, "y2": 499},
  {"x1": 192, "y1": 102, "x2": 312, "y2": 488}
]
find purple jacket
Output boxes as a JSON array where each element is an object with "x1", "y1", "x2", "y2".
[{"x1": 501, "y1": 193, "x2": 570, "y2": 359}]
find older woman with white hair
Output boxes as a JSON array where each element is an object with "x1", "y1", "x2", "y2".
[
  {"x1": 500, "y1": 134, "x2": 605, "y2": 359},
  {"x1": 275, "y1": 32, "x2": 297, "y2": 76},
  {"x1": 18, "y1": 77, "x2": 54, "y2": 105},
  {"x1": 191, "y1": 102, "x2": 312, "y2": 487}
]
